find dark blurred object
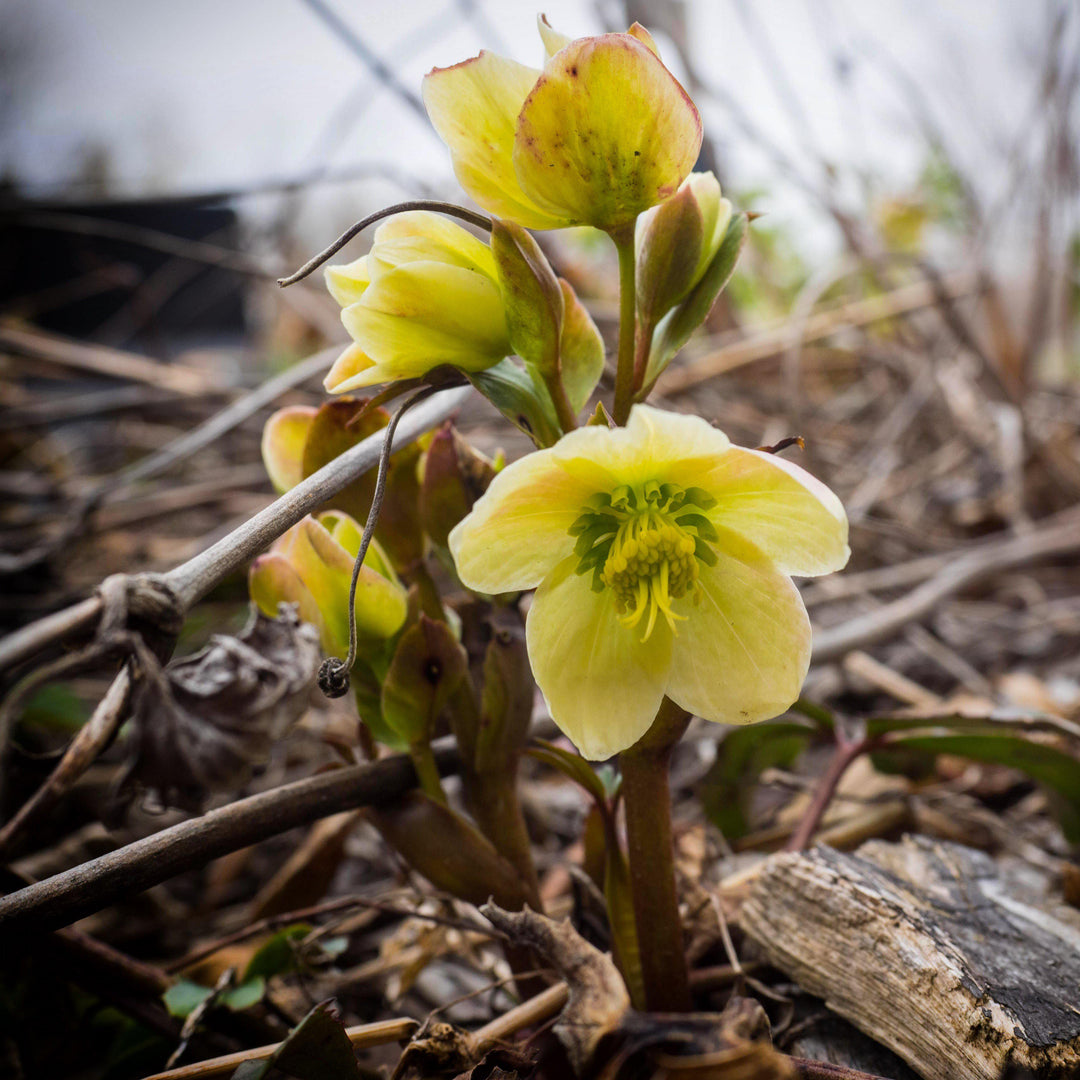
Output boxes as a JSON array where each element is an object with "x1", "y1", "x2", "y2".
[{"x1": 0, "y1": 192, "x2": 246, "y2": 351}]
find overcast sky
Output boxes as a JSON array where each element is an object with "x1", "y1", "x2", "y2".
[{"x1": 0, "y1": 0, "x2": 1049, "y2": 257}]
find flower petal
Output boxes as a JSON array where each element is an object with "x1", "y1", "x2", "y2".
[
  {"x1": 366, "y1": 211, "x2": 497, "y2": 279},
  {"x1": 537, "y1": 14, "x2": 571, "y2": 58},
  {"x1": 513, "y1": 34, "x2": 702, "y2": 231},
  {"x1": 527, "y1": 557, "x2": 673, "y2": 759},
  {"x1": 449, "y1": 449, "x2": 600, "y2": 594},
  {"x1": 550, "y1": 403, "x2": 729, "y2": 490},
  {"x1": 261, "y1": 406, "x2": 316, "y2": 493},
  {"x1": 672, "y1": 447, "x2": 849, "y2": 577},
  {"x1": 343, "y1": 261, "x2": 510, "y2": 373},
  {"x1": 325, "y1": 256, "x2": 371, "y2": 308},
  {"x1": 324, "y1": 342, "x2": 381, "y2": 393},
  {"x1": 249, "y1": 552, "x2": 324, "y2": 635},
  {"x1": 666, "y1": 529, "x2": 811, "y2": 725},
  {"x1": 423, "y1": 51, "x2": 568, "y2": 230}
]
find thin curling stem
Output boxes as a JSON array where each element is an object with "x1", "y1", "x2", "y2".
[
  {"x1": 278, "y1": 201, "x2": 493, "y2": 288},
  {"x1": 318, "y1": 387, "x2": 435, "y2": 698}
]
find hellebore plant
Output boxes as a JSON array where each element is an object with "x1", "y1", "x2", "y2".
[{"x1": 262, "y1": 13, "x2": 849, "y2": 1016}]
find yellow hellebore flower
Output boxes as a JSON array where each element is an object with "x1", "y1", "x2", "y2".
[
  {"x1": 449, "y1": 406, "x2": 849, "y2": 760},
  {"x1": 422, "y1": 16, "x2": 702, "y2": 232},
  {"x1": 324, "y1": 211, "x2": 511, "y2": 393},
  {"x1": 250, "y1": 511, "x2": 408, "y2": 658}
]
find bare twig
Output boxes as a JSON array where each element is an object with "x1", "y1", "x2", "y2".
[
  {"x1": 812, "y1": 507, "x2": 1080, "y2": 662},
  {"x1": 139, "y1": 1017, "x2": 418, "y2": 1080},
  {"x1": 0, "y1": 739, "x2": 460, "y2": 940}
]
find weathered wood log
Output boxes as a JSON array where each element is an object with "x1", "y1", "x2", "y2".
[{"x1": 739, "y1": 835, "x2": 1080, "y2": 1080}]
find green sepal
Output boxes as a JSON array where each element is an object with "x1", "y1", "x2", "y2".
[
  {"x1": 419, "y1": 422, "x2": 496, "y2": 549},
  {"x1": 465, "y1": 359, "x2": 562, "y2": 448},
  {"x1": 491, "y1": 218, "x2": 564, "y2": 378},
  {"x1": 557, "y1": 277, "x2": 605, "y2": 413},
  {"x1": 474, "y1": 612, "x2": 533, "y2": 773}
]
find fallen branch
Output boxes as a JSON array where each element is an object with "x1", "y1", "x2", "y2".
[
  {"x1": 0, "y1": 740, "x2": 460, "y2": 940},
  {"x1": 812, "y1": 507, "x2": 1080, "y2": 662},
  {"x1": 140, "y1": 1018, "x2": 418, "y2": 1080}
]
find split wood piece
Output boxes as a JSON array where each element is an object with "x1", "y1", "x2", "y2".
[
  {"x1": 740, "y1": 835, "x2": 1080, "y2": 1080},
  {"x1": 139, "y1": 1017, "x2": 418, "y2": 1080}
]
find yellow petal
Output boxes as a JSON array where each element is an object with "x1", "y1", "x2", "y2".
[
  {"x1": 325, "y1": 256, "x2": 371, "y2": 308},
  {"x1": 626, "y1": 22, "x2": 660, "y2": 56},
  {"x1": 666, "y1": 529, "x2": 812, "y2": 724},
  {"x1": 527, "y1": 557, "x2": 673, "y2": 759},
  {"x1": 261, "y1": 406, "x2": 316, "y2": 493},
  {"x1": 288, "y1": 516, "x2": 407, "y2": 655},
  {"x1": 367, "y1": 211, "x2": 497, "y2": 279},
  {"x1": 342, "y1": 261, "x2": 510, "y2": 374},
  {"x1": 537, "y1": 14, "x2": 571, "y2": 58},
  {"x1": 249, "y1": 552, "x2": 324, "y2": 635},
  {"x1": 513, "y1": 34, "x2": 702, "y2": 231},
  {"x1": 449, "y1": 448, "x2": 599, "y2": 594},
  {"x1": 551, "y1": 403, "x2": 729, "y2": 490},
  {"x1": 670, "y1": 447, "x2": 849, "y2": 577},
  {"x1": 324, "y1": 342, "x2": 381, "y2": 394},
  {"x1": 423, "y1": 51, "x2": 568, "y2": 230}
]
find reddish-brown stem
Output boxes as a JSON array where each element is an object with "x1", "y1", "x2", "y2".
[
  {"x1": 620, "y1": 697, "x2": 692, "y2": 1011},
  {"x1": 785, "y1": 734, "x2": 877, "y2": 852}
]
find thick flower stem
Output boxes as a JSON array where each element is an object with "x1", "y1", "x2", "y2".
[
  {"x1": 611, "y1": 227, "x2": 638, "y2": 426},
  {"x1": 465, "y1": 766, "x2": 541, "y2": 910},
  {"x1": 619, "y1": 696, "x2": 692, "y2": 1012}
]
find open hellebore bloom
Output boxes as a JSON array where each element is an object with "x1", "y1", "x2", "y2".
[
  {"x1": 449, "y1": 406, "x2": 849, "y2": 759},
  {"x1": 250, "y1": 511, "x2": 408, "y2": 659},
  {"x1": 324, "y1": 211, "x2": 511, "y2": 393},
  {"x1": 423, "y1": 17, "x2": 702, "y2": 232}
]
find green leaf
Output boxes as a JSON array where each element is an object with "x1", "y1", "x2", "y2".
[
  {"x1": 643, "y1": 212, "x2": 748, "y2": 390},
  {"x1": 231, "y1": 999, "x2": 362, "y2": 1080},
  {"x1": 243, "y1": 924, "x2": 312, "y2": 981},
  {"x1": 221, "y1": 977, "x2": 266, "y2": 1011},
  {"x1": 880, "y1": 732, "x2": 1080, "y2": 842},
  {"x1": 162, "y1": 979, "x2": 212, "y2": 1019},
  {"x1": 465, "y1": 359, "x2": 562, "y2": 448},
  {"x1": 698, "y1": 721, "x2": 814, "y2": 840},
  {"x1": 527, "y1": 739, "x2": 607, "y2": 805}
]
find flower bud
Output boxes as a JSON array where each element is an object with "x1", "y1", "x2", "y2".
[
  {"x1": 323, "y1": 211, "x2": 512, "y2": 393},
  {"x1": 419, "y1": 422, "x2": 498, "y2": 549},
  {"x1": 636, "y1": 172, "x2": 732, "y2": 328},
  {"x1": 249, "y1": 511, "x2": 407, "y2": 658}
]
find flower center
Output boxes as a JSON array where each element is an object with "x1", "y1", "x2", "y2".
[{"x1": 569, "y1": 480, "x2": 719, "y2": 641}]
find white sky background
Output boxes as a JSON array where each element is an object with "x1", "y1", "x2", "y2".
[{"x1": 0, "y1": 0, "x2": 1054, "y2": 259}]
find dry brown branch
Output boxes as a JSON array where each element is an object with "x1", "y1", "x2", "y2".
[{"x1": 0, "y1": 739, "x2": 461, "y2": 939}]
